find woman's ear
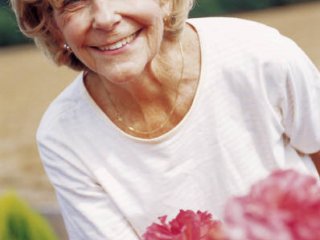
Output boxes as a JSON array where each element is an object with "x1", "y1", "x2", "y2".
[{"x1": 49, "y1": 12, "x2": 67, "y2": 48}]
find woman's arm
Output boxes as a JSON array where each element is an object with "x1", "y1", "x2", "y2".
[
  {"x1": 277, "y1": 37, "x2": 320, "y2": 162},
  {"x1": 37, "y1": 136, "x2": 141, "y2": 240}
]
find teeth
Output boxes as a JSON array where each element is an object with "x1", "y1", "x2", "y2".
[{"x1": 99, "y1": 32, "x2": 136, "y2": 51}]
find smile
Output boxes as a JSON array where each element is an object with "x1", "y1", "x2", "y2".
[{"x1": 97, "y1": 31, "x2": 139, "y2": 51}]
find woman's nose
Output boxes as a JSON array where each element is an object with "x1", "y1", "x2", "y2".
[{"x1": 91, "y1": 0, "x2": 121, "y2": 31}]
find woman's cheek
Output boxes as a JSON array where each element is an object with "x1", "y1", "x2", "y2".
[{"x1": 123, "y1": 1, "x2": 163, "y2": 26}]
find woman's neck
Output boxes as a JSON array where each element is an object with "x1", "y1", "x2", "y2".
[
  {"x1": 91, "y1": 35, "x2": 183, "y2": 112},
  {"x1": 84, "y1": 24, "x2": 200, "y2": 138}
]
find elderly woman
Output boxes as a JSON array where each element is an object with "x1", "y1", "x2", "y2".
[{"x1": 11, "y1": 0, "x2": 320, "y2": 239}]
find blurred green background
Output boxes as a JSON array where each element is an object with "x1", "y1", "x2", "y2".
[
  {"x1": 0, "y1": 0, "x2": 317, "y2": 47},
  {"x1": 190, "y1": 0, "x2": 317, "y2": 17}
]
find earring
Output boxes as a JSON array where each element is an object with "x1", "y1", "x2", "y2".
[
  {"x1": 63, "y1": 43, "x2": 72, "y2": 52},
  {"x1": 164, "y1": 15, "x2": 176, "y2": 26}
]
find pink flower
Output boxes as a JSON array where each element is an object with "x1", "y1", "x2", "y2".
[
  {"x1": 224, "y1": 169, "x2": 320, "y2": 240},
  {"x1": 143, "y1": 210, "x2": 226, "y2": 240}
]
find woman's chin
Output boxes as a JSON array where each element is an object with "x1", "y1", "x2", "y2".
[
  {"x1": 100, "y1": 71, "x2": 142, "y2": 85},
  {"x1": 99, "y1": 65, "x2": 147, "y2": 85}
]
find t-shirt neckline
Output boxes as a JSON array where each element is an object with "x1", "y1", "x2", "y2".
[{"x1": 80, "y1": 18, "x2": 207, "y2": 143}]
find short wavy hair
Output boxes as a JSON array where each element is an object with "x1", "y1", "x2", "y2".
[{"x1": 11, "y1": 0, "x2": 195, "y2": 71}]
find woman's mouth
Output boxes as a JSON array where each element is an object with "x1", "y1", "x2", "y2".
[{"x1": 96, "y1": 30, "x2": 141, "y2": 52}]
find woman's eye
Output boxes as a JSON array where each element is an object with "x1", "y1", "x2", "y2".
[
  {"x1": 63, "y1": 0, "x2": 78, "y2": 6},
  {"x1": 63, "y1": 0, "x2": 86, "y2": 11}
]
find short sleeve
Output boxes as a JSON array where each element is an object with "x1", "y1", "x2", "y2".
[
  {"x1": 37, "y1": 129, "x2": 141, "y2": 240},
  {"x1": 280, "y1": 37, "x2": 320, "y2": 154}
]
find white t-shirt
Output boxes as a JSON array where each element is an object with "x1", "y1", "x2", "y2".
[{"x1": 37, "y1": 17, "x2": 320, "y2": 240}]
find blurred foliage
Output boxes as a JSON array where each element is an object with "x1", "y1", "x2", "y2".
[
  {"x1": 0, "y1": 6, "x2": 32, "y2": 46},
  {"x1": 0, "y1": 192, "x2": 58, "y2": 240},
  {"x1": 190, "y1": 0, "x2": 318, "y2": 17},
  {"x1": 0, "y1": 0, "x2": 318, "y2": 46},
  {"x1": 0, "y1": 0, "x2": 9, "y2": 6}
]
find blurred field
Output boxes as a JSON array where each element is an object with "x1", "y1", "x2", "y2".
[
  {"x1": 0, "y1": 45, "x2": 77, "y2": 207},
  {"x1": 233, "y1": 1, "x2": 320, "y2": 66},
  {"x1": 0, "y1": 1, "x2": 320, "y2": 237}
]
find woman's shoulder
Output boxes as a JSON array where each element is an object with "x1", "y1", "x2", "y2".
[
  {"x1": 188, "y1": 17, "x2": 296, "y2": 66},
  {"x1": 187, "y1": 17, "x2": 285, "y2": 53},
  {"x1": 188, "y1": 17, "x2": 280, "y2": 37},
  {"x1": 37, "y1": 73, "x2": 89, "y2": 137}
]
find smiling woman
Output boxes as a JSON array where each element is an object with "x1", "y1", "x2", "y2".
[
  {"x1": 9, "y1": 0, "x2": 320, "y2": 239},
  {"x1": 53, "y1": 0, "x2": 168, "y2": 85}
]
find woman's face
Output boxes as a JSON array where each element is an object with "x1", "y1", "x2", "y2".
[{"x1": 54, "y1": 0, "x2": 166, "y2": 83}]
